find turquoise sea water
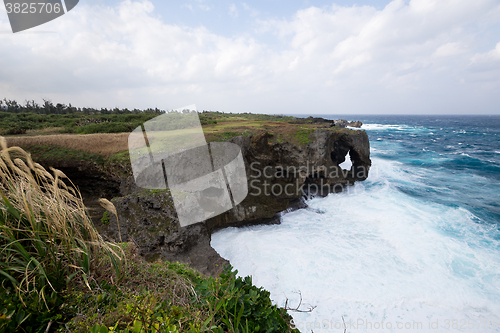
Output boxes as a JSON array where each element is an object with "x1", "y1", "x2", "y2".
[{"x1": 211, "y1": 115, "x2": 500, "y2": 332}]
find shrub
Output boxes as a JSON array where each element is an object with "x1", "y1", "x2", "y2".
[
  {"x1": 64, "y1": 255, "x2": 299, "y2": 333},
  {"x1": 101, "y1": 211, "x2": 111, "y2": 225},
  {"x1": 62, "y1": 247, "x2": 203, "y2": 333},
  {"x1": 75, "y1": 123, "x2": 135, "y2": 134},
  {"x1": 194, "y1": 265, "x2": 299, "y2": 333}
]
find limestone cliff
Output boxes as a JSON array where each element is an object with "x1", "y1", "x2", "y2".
[
  {"x1": 206, "y1": 128, "x2": 370, "y2": 231},
  {"x1": 97, "y1": 128, "x2": 371, "y2": 275}
]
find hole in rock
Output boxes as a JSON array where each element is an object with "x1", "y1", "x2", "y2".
[{"x1": 339, "y1": 151, "x2": 353, "y2": 170}]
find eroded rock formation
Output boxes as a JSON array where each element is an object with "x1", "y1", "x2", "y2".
[
  {"x1": 206, "y1": 129, "x2": 370, "y2": 231},
  {"x1": 95, "y1": 128, "x2": 371, "y2": 275}
]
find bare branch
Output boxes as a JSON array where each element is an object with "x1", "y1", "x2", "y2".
[{"x1": 283, "y1": 291, "x2": 317, "y2": 313}]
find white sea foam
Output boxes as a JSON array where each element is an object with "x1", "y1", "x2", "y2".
[
  {"x1": 211, "y1": 158, "x2": 500, "y2": 333},
  {"x1": 362, "y1": 124, "x2": 432, "y2": 135},
  {"x1": 362, "y1": 124, "x2": 410, "y2": 131}
]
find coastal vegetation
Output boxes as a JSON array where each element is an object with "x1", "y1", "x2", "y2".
[
  {"x1": 0, "y1": 98, "x2": 350, "y2": 146},
  {"x1": 0, "y1": 99, "x2": 366, "y2": 332},
  {"x1": 0, "y1": 139, "x2": 299, "y2": 332},
  {"x1": 0, "y1": 98, "x2": 293, "y2": 136}
]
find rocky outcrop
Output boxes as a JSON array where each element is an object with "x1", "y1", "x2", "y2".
[
  {"x1": 291, "y1": 116, "x2": 334, "y2": 126},
  {"x1": 206, "y1": 129, "x2": 370, "y2": 231},
  {"x1": 348, "y1": 121, "x2": 363, "y2": 128},
  {"x1": 95, "y1": 128, "x2": 371, "y2": 276},
  {"x1": 291, "y1": 117, "x2": 363, "y2": 129},
  {"x1": 334, "y1": 119, "x2": 349, "y2": 128},
  {"x1": 333, "y1": 119, "x2": 363, "y2": 128},
  {"x1": 22, "y1": 127, "x2": 370, "y2": 276}
]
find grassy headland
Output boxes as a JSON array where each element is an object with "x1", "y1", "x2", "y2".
[
  {"x1": 0, "y1": 100, "x2": 359, "y2": 332},
  {"x1": 2, "y1": 101, "x2": 353, "y2": 167}
]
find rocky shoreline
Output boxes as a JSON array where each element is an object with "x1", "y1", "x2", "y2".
[{"x1": 15, "y1": 122, "x2": 371, "y2": 276}]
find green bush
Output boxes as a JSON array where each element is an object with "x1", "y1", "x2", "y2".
[
  {"x1": 75, "y1": 122, "x2": 135, "y2": 134},
  {"x1": 194, "y1": 265, "x2": 298, "y2": 333},
  {"x1": 63, "y1": 261, "x2": 299, "y2": 333},
  {"x1": 0, "y1": 110, "x2": 161, "y2": 135},
  {"x1": 0, "y1": 287, "x2": 62, "y2": 333}
]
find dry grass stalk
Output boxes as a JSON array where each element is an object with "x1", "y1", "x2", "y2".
[
  {"x1": 98, "y1": 198, "x2": 122, "y2": 242},
  {"x1": 0, "y1": 136, "x2": 124, "y2": 309}
]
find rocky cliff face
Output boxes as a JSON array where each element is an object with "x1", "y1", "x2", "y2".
[
  {"x1": 95, "y1": 128, "x2": 371, "y2": 276},
  {"x1": 26, "y1": 128, "x2": 370, "y2": 276},
  {"x1": 205, "y1": 129, "x2": 370, "y2": 231}
]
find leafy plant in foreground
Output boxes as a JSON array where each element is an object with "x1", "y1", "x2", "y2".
[
  {"x1": 194, "y1": 265, "x2": 299, "y2": 333},
  {"x1": 0, "y1": 137, "x2": 124, "y2": 332}
]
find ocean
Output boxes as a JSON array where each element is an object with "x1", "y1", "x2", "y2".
[{"x1": 211, "y1": 115, "x2": 500, "y2": 332}]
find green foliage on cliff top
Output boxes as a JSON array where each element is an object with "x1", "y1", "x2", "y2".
[
  {"x1": 20, "y1": 144, "x2": 106, "y2": 162},
  {"x1": 295, "y1": 127, "x2": 314, "y2": 145},
  {"x1": 199, "y1": 111, "x2": 296, "y2": 123},
  {"x1": 0, "y1": 111, "x2": 160, "y2": 136},
  {"x1": 10, "y1": 144, "x2": 132, "y2": 177}
]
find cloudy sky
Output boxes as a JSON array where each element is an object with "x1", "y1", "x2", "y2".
[{"x1": 1, "y1": 0, "x2": 499, "y2": 114}]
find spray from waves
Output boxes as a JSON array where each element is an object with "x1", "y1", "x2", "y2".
[{"x1": 211, "y1": 157, "x2": 500, "y2": 333}]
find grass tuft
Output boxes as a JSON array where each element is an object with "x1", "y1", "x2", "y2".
[{"x1": 0, "y1": 137, "x2": 124, "y2": 331}]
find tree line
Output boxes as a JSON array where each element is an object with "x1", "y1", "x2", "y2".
[{"x1": 0, "y1": 98, "x2": 165, "y2": 115}]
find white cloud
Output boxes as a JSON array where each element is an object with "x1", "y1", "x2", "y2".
[
  {"x1": 0, "y1": 0, "x2": 499, "y2": 114},
  {"x1": 242, "y1": 3, "x2": 259, "y2": 17},
  {"x1": 183, "y1": 0, "x2": 210, "y2": 12},
  {"x1": 433, "y1": 42, "x2": 466, "y2": 57},
  {"x1": 467, "y1": 42, "x2": 500, "y2": 84},
  {"x1": 470, "y1": 42, "x2": 500, "y2": 67},
  {"x1": 195, "y1": 0, "x2": 211, "y2": 11},
  {"x1": 229, "y1": 4, "x2": 238, "y2": 18}
]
